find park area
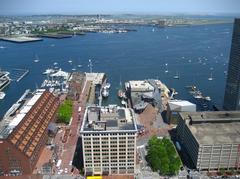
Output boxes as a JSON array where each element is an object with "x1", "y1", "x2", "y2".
[
  {"x1": 57, "y1": 99, "x2": 73, "y2": 124},
  {"x1": 146, "y1": 136, "x2": 182, "y2": 176}
]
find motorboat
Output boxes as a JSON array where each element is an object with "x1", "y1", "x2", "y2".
[
  {"x1": 0, "y1": 92, "x2": 6, "y2": 100},
  {"x1": 204, "y1": 96, "x2": 211, "y2": 101},
  {"x1": 43, "y1": 68, "x2": 55, "y2": 75},
  {"x1": 102, "y1": 83, "x2": 111, "y2": 98},
  {"x1": 34, "y1": 55, "x2": 40, "y2": 63},
  {"x1": 208, "y1": 73, "x2": 213, "y2": 81},
  {"x1": 173, "y1": 72, "x2": 180, "y2": 79}
]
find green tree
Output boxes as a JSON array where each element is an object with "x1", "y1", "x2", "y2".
[{"x1": 146, "y1": 136, "x2": 182, "y2": 176}]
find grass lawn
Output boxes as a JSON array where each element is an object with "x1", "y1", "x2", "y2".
[{"x1": 57, "y1": 99, "x2": 73, "y2": 124}]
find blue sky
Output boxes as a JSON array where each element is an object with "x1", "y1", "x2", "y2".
[{"x1": 0, "y1": 0, "x2": 240, "y2": 15}]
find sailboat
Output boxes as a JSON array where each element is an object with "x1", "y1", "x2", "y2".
[
  {"x1": 165, "y1": 63, "x2": 168, "y2": 73},
  {"x1": 208, "y1": 73, "x2": 213, "y2": 81},
  {"x1": 34, "y1": 55, "x2": 40, "y2": 63},
  {"x1": 173, "y1": 72, "x2": 180, "y2": 79}
]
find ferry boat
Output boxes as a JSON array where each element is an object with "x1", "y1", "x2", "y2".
[{"x1": 0, "y1": 70, "x2": 11, "y2": 91}]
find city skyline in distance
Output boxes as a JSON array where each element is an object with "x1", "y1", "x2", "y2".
[{"x1": 0, "y1": 0, "x2": 240, "y2": 16}]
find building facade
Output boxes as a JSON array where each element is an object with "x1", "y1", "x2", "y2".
[
  {"x1": 223, "y1": 18, "x2": 240, "y2": 110},
  {"x1": 177, "y1": 111, "x2": 240, "y2": 171},
  {"x1": 0, "y1": 89, "x2": 59, "y2": 176},
  {"x1": 80, "y1": 105, "x2": 138, "y2": 176}
]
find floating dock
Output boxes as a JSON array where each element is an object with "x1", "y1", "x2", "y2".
[
  {"x1": 16, "y1": 69, "x2": 29, "y2": 82},
  {"x1": 10, "y1": 68, "x2": 29, "y2": 82}
]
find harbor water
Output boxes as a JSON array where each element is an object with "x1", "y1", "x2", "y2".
[{"x1": 0, "y1": 23, "x2": 233, "y2": 117}]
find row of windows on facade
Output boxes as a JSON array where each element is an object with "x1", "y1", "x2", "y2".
[
  {"x1": 84, "y1": 143, "x2": 135, "y2": 148},
  {"x1": 83, "y1": 133, "x2": 136, "y2": 136},
  {"x1": 85, "y1": 149, "x2": 134, "y2": 156},
  {"x1": 198, "y1": 153, "x2": 240, "y2": 159},
  {"x1": 85, "y1": 162, "x2": 134, "y2": 166},
  {"x1": 199, "y1": 148, "x2": 240, "y2": 153},
  {"x1": 85, "y1": 148, "x2": 134, "y2": 153},
  {"x1": 85, "y1": 159, "x2": 134, "y2": 163},
  {"x1": 85, "y1": 164, "x2": 135, "y2": 169},
  {"x1": 197, "y1": 158, "x2": 239, "y2": 163},
  {"x1": 84, "y1": 140, "x2": 135, "y2": 145},
  {"x1": 85, "y1": 155, "x2": 134, "y2": 160},
  {"x1": 84, "y1": 136, "x2": 135, "y2": 141}
]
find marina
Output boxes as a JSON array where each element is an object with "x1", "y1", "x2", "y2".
[
  {"x1": 0, "y1": 23, "x2": 232, "y2": 117},
  {"x1": 0, "y1": 70, "x2": 11, "y2": 91}
]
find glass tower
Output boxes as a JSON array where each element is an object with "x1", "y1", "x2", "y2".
[{"x1": 223, "y1": 18, "x2": 240, "y2": 110}]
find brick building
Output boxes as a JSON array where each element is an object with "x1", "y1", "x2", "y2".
[{"x1": 0, "y1": 89, "x2": 59, "y2": 176}]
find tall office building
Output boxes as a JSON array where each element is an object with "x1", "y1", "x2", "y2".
[
  {"x1": 80, "y1": 105, "x2": 138, "y2": 176},
  {"x1": 223, "y1": 18, "x2": 240, "y2": 110}
]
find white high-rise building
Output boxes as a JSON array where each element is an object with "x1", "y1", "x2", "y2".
[{"x1": 80, "y1": 105, "x2": 138, "y2": 176}]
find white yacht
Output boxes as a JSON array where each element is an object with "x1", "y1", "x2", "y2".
[
  {"x1": 43, "y1": 68, "x2": 55, "y2": 75},
  {"x1": 102, "y1": 83, "x2": 111, "y2": 98},
  {"x1": 102, "y1": 88, "x2": 109, "y2": 98},
  {"x1": 0, "y1": 92, "x2": 6, "y2": 100},
  {"x1": 204, "y1": 96, "x2": 211, "y2": 101}
]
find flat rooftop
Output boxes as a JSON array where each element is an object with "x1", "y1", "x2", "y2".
[
  {"x1": 0, "y1": 89, "x2": 45, "y2": 139},
  {"x1": 168, "y1": 100, "x2": 196, "y2": 111},
  {"x1": 128, "y1": 80, "x2": 154, "y2": 92},
  {"x1": 85, "y1": 73, "x2": 105, "y2": 85},
  {"x1": 179, "y1": 111, "x2": 240, "y2": 145},
  {"x1": 81, "y1": 105, "x2": 138, "y2": 133}
]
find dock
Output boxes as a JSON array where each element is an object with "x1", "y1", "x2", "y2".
[
  {"x1": 0, "y1": 36, "x2": 43, "y2": 43},
  {"x1": 16, "y1": 69, "x2": 29, "y2": 82},
  {"x1": 10, "y1": 68, "x2": 29, "y2": 82}
]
